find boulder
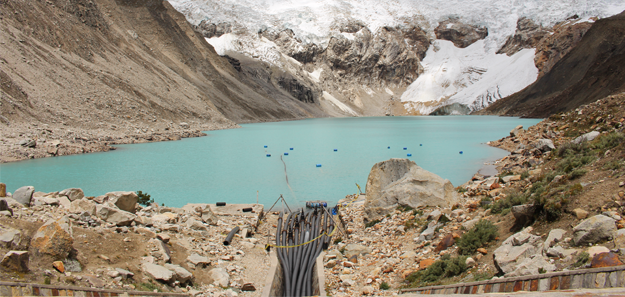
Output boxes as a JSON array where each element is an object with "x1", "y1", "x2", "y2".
[
  {"x1": 502, "y1": 175, "x2": 522, "y2": 183},
  {"x1": 182, "y1": 204, "x2": 218, "y2": 225},
  {"x1": 115, "y1": 268, "x2": 134, "y2": 279},
  {"x1": 69, "y1": 198, "x2": 97, "y2": 216},
  {"x1": 186, "y1": 218, "x2": 208, "y2": 231},
  {"x1": 52, "y1": 261, "x2": 65, "y2": 273},
  {"x1": 149, "y1": 239, "x2": 171, "y2": 263},
  {"x1": 13, "y1": 186, "x2": 34, "y2": 206},
  {"x1": 543, "y1": 229, "x2": 566, "y2": 253},
  {"x1": 434, "y1": 234, "x2": 455, "y2": 253},
  {"x1": 187, "y1": 253, "x2": 210, "y2": 267},
  {"x1": 508, "y1": 255, "x2": 556, "y2": 276},
  {"x1": 210, "y1": 267, "x2": 230, "y2": 287},
  {"x1": 588, "y1": 246, "x2": 610, "y2": 258},
  {"x1": 533, "y1": 139, "x2": 555, "y2": 152},
  {"x1": 461, "y1": 218, "x2": 479, "y2": 230},
  {"x1": 434, "y1": 18, "x2": 488, "y2": 48},
  {"x1": 511, "y1": 204, "x2": 536, "y2": 227},
  {"x1": 0, "y1": 183, "x2": 5, "y2": 197},
  {"x1": 142, "y1": 263, "x2": 174, "y2": 282},
  {"x1": 0, "y1": 199, "x2": 12, "y2": 216},
  {"x1": 164, "y1": 263, "x2": 193, "y2": 283},
  {"x1": 573, "y1": 131, "x2": 600, "y2": 144},
  {"x1": 591, "y1": 252, "x2": 623, "y2": 268},
  {"x1": 59, "y1": 188, "x2": 85, "y2": 201},
  {"x1": 364, "y1": 159, "x2": 458, "y2": 220},
  {"x1": 573, "y1": 215, "x2": 616, "y2": 246},
  {"x1": 105, "y1": 192, "x2": 138, "y2": 213},
  {"x1": 0, "y1": 228, "x2": 27, "y2": 250},
  {"x1": 573, "y1": 208, "x2": 589, "y2": 219},
  {"x1": 31, "y1": 216, "x2": 74, "y2": 259},
  {"x1": 0, "y1": 251, "x2": 29, "y2": 272},
  {"x1": 510, "y1": 125, "x2": 523, "y2": 137},
  {"x1": 31, "y1": 197, "x2": 60, "y2": 206},
  {"x1": 493, "y1": 228, "x2": 541, "y2": 275},
  {"x1": 343, "y1": 244, "x2": 372, "y2": 258},
  {"x1": 241, "y1": 283, "x2": 256, "y2": 292},
  {"x1": 96, "y1": 204, "x2": 137, "y2": 226}
]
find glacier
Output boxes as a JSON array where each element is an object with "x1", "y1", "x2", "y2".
[{"x1": 169, "y1": 0, "x2": 625, "y2": 114}]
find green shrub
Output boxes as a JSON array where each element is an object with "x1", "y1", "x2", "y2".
[
  {"x1": 456, "y1": 220, "x2": 498, "y2": 255},
  {"x1": 397, "y1": 205, "x2": 414, "y2": 212},
  {"x1": 333, "y1": 237, "x2": 343, "y2": 244},
  {"x1": 603, "y1": 160, "x2": 624, "y2": 170},
  {"x1": 405, "y1": 255, "x2": 467, "y2": 287},
  {"x1": 456, "y1": 187, "x2": 468, "y2": 193},
  {"x1": 569, "y1": 168, "x2": 587, "y2": 179},
  {"x1": 592, "y1": 132, "x2": 624, "y2": 151},
  {"x1": 573, "y1": 252, "x2": 590, "y2": 268},
  {"x1": 138, "y1": 282, "x2": 160, "y2": 292},
  {"x1": 520, "y1": 171, "x2": 529, "y2": 180},
  {"x1": 137, "y1": 191, "x2": 154, "y2": 206},
  {"x1": 380, "y1": 282, "x2": 390, "y2": 290},
  {"x1": 365, "y1": 219, "x2": 381, "y2": 228},
  {"x1": 490, "y1": 191, "x2": 528, "y2": 215}
]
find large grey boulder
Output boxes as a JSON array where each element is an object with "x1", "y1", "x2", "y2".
[
  {"x1": 59, "y1": 188, "x2": 85, "y2": 201},
  {"x1": 493, "y1": 228, "x2": 542, "y2": 276},
  {"x1": 69, "y1": 198, "x2": 97, "y2": 216},
  {"x1": 96, "y1": 204, "x2": 137, "y2": 226},
  {"x1": 142, "y1": 263, "x2": 174, "y2": 282},
  {"x1": 533, "y1": 139, "x2": 555, "y2": 152},
  {"x1": 573, "y1": 215, "x2": 616, "y2": 246},
  {"x1": 13, "y1": 186, "x2": 34, "y2": 206},
  {"x1": 210, "y1": 267, "x2": 230, "y2": 287},
  {"x1": 543, "y1": 229, "x2": 566, "y2": 253},
  {"x1": 164, "y1": 263, "x2": 193, "y2": 283},
  {"x1": 364, "y1": 159, "x2": 458, "y2": 220},
  {"x1": 187, "y1": 253, "x2": 210, "y2": 267},
  {"x1": 573, "y1": 131, "x2": 600, "y2": 144},
  {"x1": 0, "y1": 228, "x2": 28, "y2": 250},
  {"x1": 104, "y1": 192, "x2": 138, "y2": 213}
]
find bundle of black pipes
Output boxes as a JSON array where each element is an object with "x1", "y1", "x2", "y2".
[{"x1": 275, "y1": 207, "x2": 335, "y2": 297}]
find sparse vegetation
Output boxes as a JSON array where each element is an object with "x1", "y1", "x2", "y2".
[
  {"x1": 380, "y1": 282, "x2": 390, "y2": 290},
  {"x1": 397, "y1": 205, "x2": 414, "y2": 212},
  {"x1": 573, "y1": 252, "x2": 590, "y2": 268},
  {"x1": 456, "y1": 220, "x2": 498, "y2": 255},
  {"x1": 137, "y1": 191, "x2": 154, "y2": 206},
  {"x1": 405, "y1": 255, "x2": 467, "y2": 287},
  {"x1": 365, "y1": 219, "x2": 381, "y2": 228},
  {"x1": 138, "y1": 282, "x2": 160, "y2": 292},
  {"x1": 333, "y1": 237, "x2": 343, "y2": 244}
]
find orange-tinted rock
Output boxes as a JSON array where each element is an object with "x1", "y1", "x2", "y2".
[
  {"x1": 31, "y1": 216, "x2": 74, "y2": 259},
  {"x1": 591, "y1": 252, "x2": 623, "y2": 268},
  {"x1": 434, "y1": 234, "x2": 455, "y2": 253},
  {"x1": 52, "y1": 261, "x2": 65, "y2": 273},
  {"x1": 419, "y1": 259, "x2": 435, "y2": 270},
  {"x1": 452, "y1": 232, "x2": 461, "y2": 239},
  {"x1": 490, "y1": 183, "x2": 501, "y2": 189},
  {"x1": 477, "y1": 248, "x2": 488, "y2": 255}
]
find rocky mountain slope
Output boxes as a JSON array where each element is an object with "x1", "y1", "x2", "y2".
[
  {"x1": 480, "y1": 11, "x2": 625, "y2": 118},
  {"x1": 0, "y1": 0, "x2": 329, "y2": 162}
]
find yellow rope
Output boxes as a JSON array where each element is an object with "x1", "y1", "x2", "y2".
[{"x1": 265, "y1": 227, "x2": 336, "y2": 249}]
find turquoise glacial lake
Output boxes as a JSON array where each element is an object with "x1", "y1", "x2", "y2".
[{"x1": 0, "y1": 116, "x2": 540, "y2": 208}]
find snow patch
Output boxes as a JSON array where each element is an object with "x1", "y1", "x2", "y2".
[
  {"x1": 308, "y1": 68, "x2": 323, "y2": 82},
  {"x1": 400, "y1": 40, "x2": 538, "y2": 114},
  {"x1": 322, "y1": 91, "x2": 357, "y2": 115},
  {"x1": 385, "y1": 88, "x2": 394, "y2": 95}
]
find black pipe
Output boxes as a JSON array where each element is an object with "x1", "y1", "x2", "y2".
[
  {"x1": 223, "y1": 226, "x2": 240, "y2": 245},
  {"x1": 216, "y1": 202, "x2": 226, "y2": 206}
]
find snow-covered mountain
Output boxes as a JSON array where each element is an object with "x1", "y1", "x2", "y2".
[{"x1": 169, "y1": 0, "x2": 625, "y2": 115}]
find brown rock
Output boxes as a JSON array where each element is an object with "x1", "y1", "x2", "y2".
[
  {"x1": 591, "y1": 252, "x2": 623, "y2": 268},
  {"x1": 490, "y1": 183, "x2": 501, "y2": 190},
  {"x1": 0, "y1": 183, "x2": 5, "y2": 197},
  {"x1": 573, "y1": 208, "x2": 589, "y2": 220},
  {"x1": 31, "y1": 216, "x2": 74, "y2": 259},
  {"x1": 241, "y1": 283, "x2": 256, "y2": 291},
  {"x1": 452, "y1": 232, "x2": 461, "y2": 239},
  {"x1": 619, "y1": 191, "x2": 624, "y2": 199},
  {"x1": 348, "y1": 255, "x2": 358, "y2": 263},
  {"x1": 477, "y1": 248, "x2": 488, "y2": 255},
  {"x1": 419, "y1": 259, "x2": 435, "y2": 270},
  {"x1": 383, "y1": 266, "x2": 394, "y2": 273},
  {"x1": 52, "y1": 261, "x2": 65, "y2": 273},
  {"x1": 1, "y1": 251, "x2": 29, "y2": 272},
  {"x1": 434, "y1": 234, "x2": 455, "y2": 253}
]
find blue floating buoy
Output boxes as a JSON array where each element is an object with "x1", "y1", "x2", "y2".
[
  {"x1": 284, "y1": 153, "x2": 288, "y2": 155},
  {"x1": 334, "y1": 149, "x2": 338, "y2": 152},
  {"x1": 407, "y1": 153, "x2": 412, "y2": 157},
  {"x1": 264, "y1": 145, "x2": 267, "y2": 148},
  {"x1": 388, "y1": 146, "x2": 390, "y2": 149},
  {"x1": 403, "y1": 147, "x2": 407, "y2": 150},
  {"x1": 290, "y1": 148, "x2": 294, "y2": 150},
  {"x1": 420, "y1": 144, "x2": 423, "y2": 146},
  {"x1": 266, "y1": 154, "x2": 271, "y2": 157},
  {"x1": 459, "y1": 151, "x2": 463, "y2": 154},
  {"x1": 316, "y1": 164, "x2": 322, "y2": 167}
]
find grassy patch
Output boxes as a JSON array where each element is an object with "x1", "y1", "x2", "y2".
[
  {"x1": 365, "y1": 219, "x2": 381, "y2": 228},
  {"x1": 397, "y1": 205, "x2": 414, "y2": 212},
  {"x1": 489, "y1": 191, "x2": 529, "y2": 215},
  {"x1": 380, "y1": 282, "x2": 390, "y2": 290},
  {"x1": 573, "y1": 252, "x2": 590, "y2": 268},
  {"x1": 405, "y1": 255, "x2": 467, "y2": 287},
  {"x1": 456, "y1": 220, "x2": 498, "y2": 255},
  {"x1": 137, "y1": 282, "x2": 160, "y2": 292}
]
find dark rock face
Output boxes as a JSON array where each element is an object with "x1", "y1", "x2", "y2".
[
  {"x1": 429, "y1": 103, "x2": 471, "y2": 115},
  {"x1": 193, "y1": 20, "x2": 233, "y2": 38},
  {"x1": 497, "y1": 17, "x2": 550, "y2": 56},
  {"x1": 434, "y1": 18, "x2": 488, "y2": 48},
  {"x1": 479, "y1": 11, "x2": 625, "y2": 118},
  {"x1": 261, "y1": 29, "x2": 321, "y2": 64},
  {"x1": 222, "y1": 55, "x2": 241, "y2": 72},
  {"x1": 277, "y1": 76, "x2": 315, "y2": 103}
]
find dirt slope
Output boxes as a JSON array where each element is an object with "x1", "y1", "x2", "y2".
[
  {"x1": 0, "y1": 0, "x2": 325, "y2": 130},
  {"x1": 478, "y1": 11, "x2": 625, "y2": 118}
]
